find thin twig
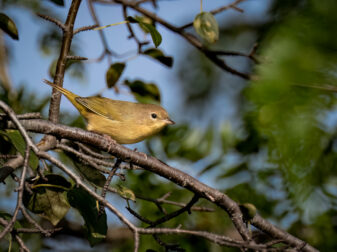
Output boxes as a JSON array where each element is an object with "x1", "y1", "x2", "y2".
[
  {"x1": 149, "y1": 194, "x2": 199, "y2": 227},
  {"x1": 21, "y1": 207, "x2": 52, "y2": 237},
  {"x1": 122, "y1": 5, "x2": 148, "y2": 53},
  {"x1": 74, "y1": 24, "x2": 99, "y2": 34},
  {"x1": 56, "y1": 142, "x2": 111, "y2": 173},
  {"x1": 66, "y1": 55, "x2": 88, "y2": 61},
  {"x1": 36, "y1": 13, "x2": 65, "y2": 30},
  {"x1": 87, "y1": 0, "x2": 114, "y2": 64},
  {"x1": 133, "y1": 231, "x2": 140, "y2": 252},
  {"x1": 16, "y1": 227, "x2": 62, "y2": 234},
  {"x1": 0, "y1": 112, "x2": 41, "y2": 120},
  {"x1": 15, "y1": 235, "x2": 30, "y2": 252},
  {"x1": 75, "y1": 141, "x2": 112, "y2": 159},
  {"x1": 137, "y1": 228, "x2": 267, "y2": 250},
  {"x1": 0, "y1": 154, "x2": 18, "y2": 159}
]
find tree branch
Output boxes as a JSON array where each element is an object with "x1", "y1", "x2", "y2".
[
  {"x1": 1, "y1": 117, "x2": 318, "y2": 252},
  {"x1": 47, "y1": 0, "x2": 82, "y2": 124},
  {"x1": 111, "y1": 0, "x2": 251, "y2": 79}
]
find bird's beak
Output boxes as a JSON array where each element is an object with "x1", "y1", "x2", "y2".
[{"x1": 166, "y1": 118, "x2": 175, "y2": 125}]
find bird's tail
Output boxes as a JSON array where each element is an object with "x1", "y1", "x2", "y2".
[{"x1": 43, "y1": 79, "x2": 79, "y2": 102}]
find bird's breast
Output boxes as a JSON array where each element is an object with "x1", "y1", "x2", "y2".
[{"x1": 86, "y1": 113, "x2": 163, "y2": 144}]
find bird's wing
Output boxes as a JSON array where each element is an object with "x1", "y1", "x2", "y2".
[{"x1": 75, "y1": 97, "x2": 123, "y2": 121}]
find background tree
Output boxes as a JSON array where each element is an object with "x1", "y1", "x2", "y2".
[{"x1": 0, "y1": 0, "x2": 336, "y2": 251}]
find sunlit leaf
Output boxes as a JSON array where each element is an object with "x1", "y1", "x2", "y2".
[
  {"x1": 23, "y1": 174, "x2": 71, "y2": 226},
  {"x1": 135, "y1": 15, "x2": 155, "y2": 34},
  {"x1": 143, "y1": 48, "x2": 173, "y2": 67},
  {"x1": 193, "y1": 12, "x2": 219, "y2": 44},
  {"x1": 116, "y1": 185, "x2": 136, "y2": 202},
  {"x1": 124, "y1": 79, "x2": 161, "y2": 104},
  {"x1": 0, "y1": 13, "x2": 19, "y2": 40},
  {"x1": 67, "y1": 188, "x2": 107, "y2": 246},
  {"x1": 106, "y1": 63, "x2": 126, "y2": 88},
  {"x1": 126, "y1": 16, "x2": 162, "y2": 47}
]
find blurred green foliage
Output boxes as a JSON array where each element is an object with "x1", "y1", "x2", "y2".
[{"x1": 1, "y1": 0, "x2": 337, "y2": 251}]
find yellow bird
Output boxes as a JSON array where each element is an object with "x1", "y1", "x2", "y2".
[{"x1": 43, "y1": 80, "x2": 174, "y2": 144}]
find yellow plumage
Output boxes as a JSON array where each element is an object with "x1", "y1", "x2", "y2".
[{"x1": 43, "y1": 80, "x2": 174, "y2": 144}]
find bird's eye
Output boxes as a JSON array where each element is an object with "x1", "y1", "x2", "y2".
[{"x1": 151, "y1": 113, "x2": 157, "y2": 119}]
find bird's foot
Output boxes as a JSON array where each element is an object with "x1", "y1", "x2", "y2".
[{"x1": 103, "y1": 134, "x2": 117, "y2": 153}]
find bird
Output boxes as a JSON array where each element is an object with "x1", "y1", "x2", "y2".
[{"x1": 43, "y1": 79, "x2": 174, "y2": 144}]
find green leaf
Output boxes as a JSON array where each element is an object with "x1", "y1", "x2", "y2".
[
  {"x1": 23, "y1": 174, "x2": 71, "y2": 226},
  {"x1": 124, "y1": 79, "x2": 161, "y2": 104},
  {"x1": 48, "y1": 0, "x2": 64, "y2": 6},
  {"x1": 67, "y1": 188, "x2": 107, "y2": 246},
  {"x1": 143, "y1": 48, "x2": 173, "y2": 67},
  {"x1": 193, "y1": 12, "x2": 219, "y2": 44},
  {"x1": 67, "y1": 153, "x2": 106, "y2": 188},
  {"x1": 141, "y1": 23, "x2": 162, "y2": 47},
  {"x1": 106, "y1": 63, "x2": 126, "y2": 88},
  {"x1": 135, "y1": 16, "x2": 155, "y2": 34},
  {"x1": 116, "y1": 185, "x2": 136, "y2": 202},
  {"x1": 0, "y1": 130, "x2": 39, "y2": 170},
  {"x1": 126, "y1": 16, "x2": 162, "y2": 47},
  {"x1": 0, "y1": 13, "x2": 19, "y2": 40}
]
